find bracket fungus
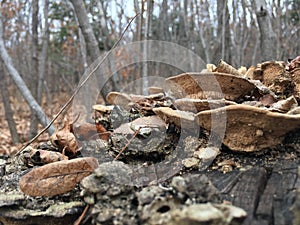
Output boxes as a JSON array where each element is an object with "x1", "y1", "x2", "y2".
[
  {"x1": 174, "y1": 98, "x2": 236, "y2": 113},
  {"x1": 196, "y1": 105, "x2": 300, "y2": 152},
  {"x1": 166, "y1": 72, "x2": 257, "y2": 101},
  {"x1": 153, "y1": 107, "x2": 195, "y2": 128},
  {"x1": 92, "y1": 104, "x2": 114, "y2": 114},
  {"x1": 106, "y1": 91, "x2": 132, "y2": 108}
]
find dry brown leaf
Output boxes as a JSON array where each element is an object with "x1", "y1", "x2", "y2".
[
  {"x1": 19, "y1": 157, "x2": 99, "y2": 197},
  {"x1": 73, "y1": 122, "x2": 109, "y2": 141},
  {"x1": 50, "y1": 117, "x2": 79, "y2": 155}
]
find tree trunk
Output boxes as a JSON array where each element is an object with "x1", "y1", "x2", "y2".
[
  {"x1": 29, "y1": 0, "x2": 39, "y2": 139},
  {"x1": 142, "y1": 0, "x2": 153, "y2": 95},
  {"x1": 38, "y1": 0, "x2": 49, "y2": 103},
  {"x1": 69, "y1": 0, "x2": 100, "y2": 62},
  {"x1": 0, "y1": 12, "x2": 55, "y2": 135},
  {"x1": 213, "y1": 0, "x2": 231, "y2": 63},
  {"x1": 255, "y1": 0, "x2": 276, "y2": 61},
  {"x1": 0, "y1": 64, "x2": 19, "y2": 144}
]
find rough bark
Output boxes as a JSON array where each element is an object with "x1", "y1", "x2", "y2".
[
  {"x1": 255, "y1": 0, "x2": 276, "y2": 61},
  {"x1": 0, "y1": 12, "x2": 55, "y2": 135},
  {"x1": 0, "y1": 64, "x2": 19, "y2": 144},
  {"x1": 29, "y1": 0, "x2": 39, "y2": 138}
]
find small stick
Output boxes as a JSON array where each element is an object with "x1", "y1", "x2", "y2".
[
  {"x1": 113, "y1": 127, "x2": 141, "y2": 161},
  {"x1": 15, "y1": 13, "x2": 140, "y2": 156},
  {"x1": 73, "y1": 204, "x2": 89, "y2": 225}
]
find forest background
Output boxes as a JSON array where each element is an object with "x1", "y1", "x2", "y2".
[{"x1": 0, "y1": 0, "x2": 299, "y2": 154}]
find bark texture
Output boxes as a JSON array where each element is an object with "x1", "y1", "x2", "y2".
[
  {"x1": 29, "y1": 0, "x2": 39, "y2": 138},
  {"x1": 255, "y1": 1, "x2": 276, "y2": 61}
]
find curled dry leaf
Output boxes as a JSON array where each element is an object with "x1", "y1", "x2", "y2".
[
  {"x1": 19, "y1": 157, "x2": 99, "y2": 197},
  {"x1": 50, "y1": 118, "x2": 79, "y2": 155}
]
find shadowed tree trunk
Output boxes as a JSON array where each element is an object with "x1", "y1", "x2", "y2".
[
  {"x1": 0, "y1": 12, "x2": 55, "y2": 135},
  {"x1": 0, "y1": 64, "x2": 19, "y2": 144}
]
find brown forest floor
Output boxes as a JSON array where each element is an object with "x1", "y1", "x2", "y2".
[{"x1": 0, "y1": 91, "x2": 71, "y2": 155}]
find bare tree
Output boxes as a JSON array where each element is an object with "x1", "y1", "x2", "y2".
[
  {"x1": 29, "y1": 0, "x2": 39, "y2": 138},
  {"x1": 0, "y1": 11, "x2": 55, "y2": 134},
  {"x1": 69, "y1": 0, "x2": 100, "y2": 63},
  {"x1": 38, "y1": 0, "x2": 49, "y2": 103},
  {"x1": 142, "y1": 0, "x2": 153, "y2": 95},
  {"x1": 213, "y1": 0, "x2": 231, "y2": 63},
  {"x1": 254, "y1": 0, "x2": 276, "y2": 61}
]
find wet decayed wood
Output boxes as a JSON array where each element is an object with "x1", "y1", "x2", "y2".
[{"x1": 205, "y1": 159, "x2": 299, "y2": 225}]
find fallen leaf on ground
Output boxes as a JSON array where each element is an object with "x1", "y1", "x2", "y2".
[{"x1": 19, "y1": 157, "x2": 99, "y2": 196}]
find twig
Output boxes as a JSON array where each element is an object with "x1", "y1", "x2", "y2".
[
  {"x1": 15, "y1": 13, "x2": 140, "y2": 156},
  {"x1": 73, "y1": 204, "x2": 89, "y2": 225},
  {"x1": 113, "y1": 127, "x2": 141, "y2": 161}
]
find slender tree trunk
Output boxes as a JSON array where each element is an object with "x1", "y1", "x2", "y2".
[
  {"x1": 0, "y1": 64, "x2": 20, "y2": 144},
  {"x1": 69, "y1": 0, "x2": 100, "y2": 62},
  {"x1": 38, "y1": 0, "x2": 49, "y2": 103},
  {"x1": 69, "y1": 0, "x2": 105, "y2": 116},
  {"x1": 196, "y1": 1, "x2": 210, "y2": 63},
  {"x1": 255, "y1": 0, "x2": 276, "y2": 61},
  {"x1": 134, "y1": 0, "x2": 143, "y2": 42},
  {"x1": 29, "y1": 0, "x2": 39, "y2": 138},
  {"x1": 142, "y1": 0, "x2": 153, "y2": 95},
  {"x1": 0, "y1": 12, "x2": 55, "y2": 134},
  {"x1": 214, "y1": 0, "x2": 231, "y2": 63}
]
